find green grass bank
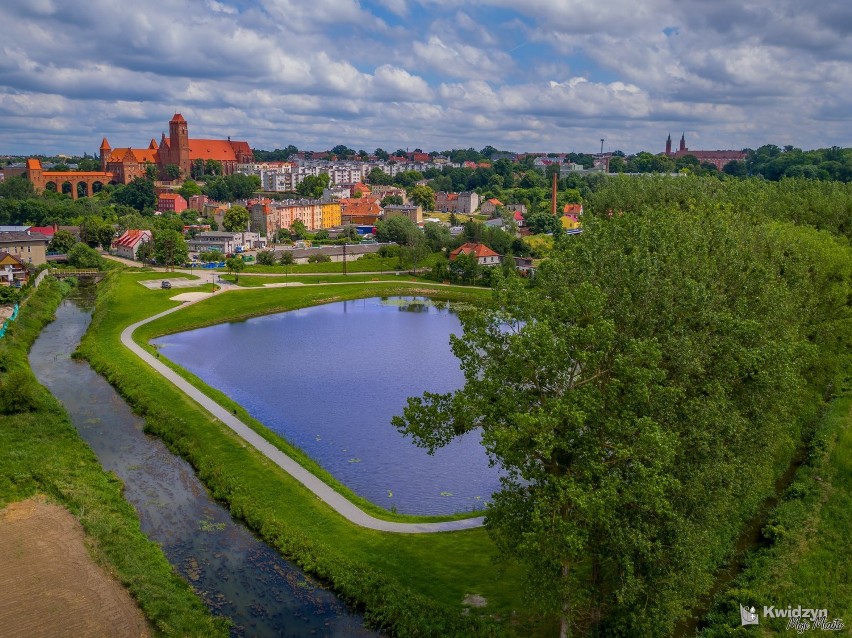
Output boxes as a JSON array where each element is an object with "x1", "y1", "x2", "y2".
[
  {"x1": 0, "y1": 278, "x2": 228, "y2": 638},
  {"x1": 78, "y1": 271, "x2": 545, "y2": 638},
  {"x1": 698, "y1": 391, "x2": 852, "y2": 636}
]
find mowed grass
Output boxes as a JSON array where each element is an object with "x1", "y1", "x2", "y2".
[
  {"x1": 699, "y1": 393, "x2": 852, "y2": 635},
  {"x1": 235, "y1": 253, "x2": 439, "y2": 274},
  {"x1": 78, "y1": 271, "x2": 544, "y2": 637},
  {"x1": 222, "y1": 273, "x2": 435, "y2": 287},
  {"x1": 0, "y1": 279, "x2": 227, "y2": 638}
]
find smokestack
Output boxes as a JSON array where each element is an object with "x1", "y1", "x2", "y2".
[{"x1": 551, "y1": 171, "x2": 558, "y2": 216}]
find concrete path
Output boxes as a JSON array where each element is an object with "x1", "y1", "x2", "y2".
[{"x1": 120, "y1": 292, "x2": 485, "y2": 534}]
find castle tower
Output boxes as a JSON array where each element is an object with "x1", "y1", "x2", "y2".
[
  {"x1": 679, "y1": 133, "x2": 686, "y2": 153},
  {"x1": 169, "y1": 113, "x2": 190, "y2": 177},
  {"x1": 665, "y1": 133, "x2": 672, "y2": 155},
  {"x1": 100, "y1": 137, "x2": 111, "y2": 171}
]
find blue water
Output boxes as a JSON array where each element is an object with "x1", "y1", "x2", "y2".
[{"x1": 151, "y1": 296, "x2": 502, "y2": 515}]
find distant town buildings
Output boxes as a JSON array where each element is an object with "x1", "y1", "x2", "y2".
[{"x1": 664, "y1": 133, "x2": 747, "y2": 170}]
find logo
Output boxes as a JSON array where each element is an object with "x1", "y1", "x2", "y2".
[{"x1": 741, "y1": 605, "x2": 759, "y2": 626}]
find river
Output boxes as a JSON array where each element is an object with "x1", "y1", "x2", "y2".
[{"x1": 29, "y1": 289, "x2": 377, "y2": 638}]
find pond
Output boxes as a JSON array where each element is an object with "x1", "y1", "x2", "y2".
[
  {"x1": 151, "y1": 296, "x2": 502, "y2": 515},
  {"x1": 30, "y1": 291, "x2": 377, "y2": 637}
]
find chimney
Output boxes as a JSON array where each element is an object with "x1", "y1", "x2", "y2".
[{"x1": 551, "y1": 172, "x2": 558, "y2": 216}]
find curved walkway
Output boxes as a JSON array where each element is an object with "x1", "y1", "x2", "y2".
[{"x1": 120, "y1": 288, "x2": 485, "y2": 534}]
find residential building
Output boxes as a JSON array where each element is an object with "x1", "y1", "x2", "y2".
[
  {"x1": 481, "y1": 198, "x2": 503, "y2": 216},
  {"x1": 435, "y1": 191, "x2": 480, "y2": 215},
  {"x1": 113, "y1": 229, "x2": 153, "y2": 260},
  {"x1": 188, "y1": 231, "x2": 265, "y2": 255},
  {"x1": 157, "y1": 192, "x2": 188, "y2": 213},
  {"x1": 0, "y1": 252, "x2": 29, "y2": 286},
  {"x1": 562, "y1": 203, "x2": 584, "y2": 229},
  {"x1": 340, "y1": 197, "x2": 382, "y2": 225},
  {"x1": 0, "y1": 231, "x2": 49, "y2": 266},
  {"x1": 250, "y1": 200, "x2": 341, "y2": 236},
  {"x1": 370, "y1": 185, "x2": 408, "y2": 203},
  {"x1": 383, "y1": 204, "x2": 422, "y2": 224},
  {"x1": 449, "y1": 242, "x2": 502, "y2": 266}
]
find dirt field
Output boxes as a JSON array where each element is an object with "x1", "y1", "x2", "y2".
[{"x1": 0, "y1": 498, "x2": 150, "y2": 638}]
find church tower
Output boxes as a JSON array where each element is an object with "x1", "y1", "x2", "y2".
[
  {"x1": 665, "y1": 133, "x2": 672, "y2": 155},
  {"x1": 100, "y1": 137, "x2": 111, "y2": 171},
  {"x1": 679, "y1": 133, "x2": 687, "y2": 153},
  {"x1": 169, "y1": 113, "x2": 190, "y2": 177}
]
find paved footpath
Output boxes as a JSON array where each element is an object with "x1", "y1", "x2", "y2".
[{"x1": 120, "y1": 290, "x2": 485, "y2": 534}]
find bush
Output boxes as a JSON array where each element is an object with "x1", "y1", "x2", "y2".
[
  {"x1": 255, "y1": 250, "x2": 276, "y2": 266},
  {"x1": 278, "y1": 252, "x2": 295, "y2": 266},
  {"x1": 68, "y1": 243, "x2": 102, "y2": 268},
  {"x1": 307, "y1": 253, "x2": 331, "y2": 263}
]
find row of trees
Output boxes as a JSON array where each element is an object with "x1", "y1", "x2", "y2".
[{"x1": 395, "y1": 175, "x2": 852, "y2": 636}]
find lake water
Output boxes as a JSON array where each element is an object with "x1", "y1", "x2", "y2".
[{"x1": 151, "y1": 296, "x2": 502, "y2": 515}]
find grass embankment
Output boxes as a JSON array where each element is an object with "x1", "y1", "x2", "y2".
[
  {"x1": 138, "y1": 278, "x2": 489, "y2": 524},
  {"x1": 221, "y1": 273, "x2": 435, "y2": 287},
  {"x1": 699, "y1": 392, "x2": 852, "y2": 635},
  {"x1": 78, "y1": 271, "x2": 545, "y2": 638},
  {"x1": 236, "y1": 253, "x2": 439, "y2": 274},
  {"x1": 0, "y1": 279, "x2": 227, "y2": 638}
]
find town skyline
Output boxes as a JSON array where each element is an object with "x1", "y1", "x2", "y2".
[{"x1": 1, "y1": 1, "x2": 851, "y2": 156}]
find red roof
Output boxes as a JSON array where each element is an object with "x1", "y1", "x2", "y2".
[
  {"x1": 171, "y1": 113, "x2": 186, "y2": 122},
  {"x1": 449, "y1": 242, "x2": 501, "y2": 260},
  {"x1": 188, "y1": 139, "x2": 237, "y2": 162},
  {"x1": 513, "y1": 211, "x2": 524, "y2": 221},
  {"x1": 158, "y1": 193, "x2": 182, "y2": 200},
  {"x1": 27, "y1": 226, "x2": 57, "y2": 238},
  {"x1": 486, "y1": 198, "x2": 503, "y2": 206},
  {"x1": 563, "y1": 203, "x2": 584, "y2": 214},
  {"x1": 114, "y1": 229, "x2": 152, "y2": 248},
  {"x1": 100, "y1": 137, "x2": 110, "y2": 150}
]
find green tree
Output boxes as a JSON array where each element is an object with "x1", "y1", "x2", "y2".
[
  {"x1": 290, "y1": 219, "x2": 308, "y2": 240},
  {"x1": 525, "y1": 211, "x2": 562, "y2": 235},
  {"x1": 380, "y1": 194, "x2": 404, "y2": 207},
  {"x1": 376, "y1": 215, "x2": 419, "y2": 245},
  {"x1": 178, "y1": 179, "x2": 202, "y2": 199},
  {"x1": 278, "y1": 251, "x2": 295, "y2": 265},
  {"x1": 296, "y1": 174, "x2": 330, "y2": 198},
  {"x1": 165, "y1": 164, "x2": 182, "y2": 180},
  {"x1": 67, "y1": 242, "x2": 102, "y2": 268},
  {"x1": 153, "y1": 229, "x2": 188, "y2": 270},
  {"x1": 368, "y1": 167, "x2": 393, "y2": 185},
  {"x1": 423, "y1": 221, "x2": 451, "y2": 252},
  {"x1": 111, "y1": 177, "x2": 156, "y2": 211},
  {"x1": 256, "y1": 250, "x2": 276, "y2": 265},
  {"x1": 47, "y1": 229, "x2": 76, "y2": 254},
  {"x1": 448, "y1": 251, "x2": 480, "y2": 284},
  {"x1": 144, "y1": 163, "x2": 159, "y2": 181},
  {"x1": 225, "y1": 256, "x2": 245, "y2": 281},
  {"x1": 205, "y1": 159, "x2": 223, "y2": 176},
  {"x1": 223, "y1": 205, "x2": 250, "y2": 232},
  {"x1": 200, "y1": 250, "x2": 224, "y2": 263},
  {"x1": 204, "y1": 177, "x2": 232, "y2": 202},
  {"x1": 307, "y1": 253, "x2": 331, "y2": 263},
  {"x1": 80, "y1": 217, "x2": 115, "y2": 250},
  {"x1": 399, "y1": 228, "x2": 429, "y2": 274},
  {"x1": 409, "y1": 184, "x2": 435, "y2": 211},
  {"x1": 226, "y1": 173, "x2": 260, "y2": 199},
  {"x1": 0, "y1": 176, "x2": 35, "y2": 199}
]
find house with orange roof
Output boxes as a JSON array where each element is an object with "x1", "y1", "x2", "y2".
[
  {"x1": 449, "y1": 242, "x2": 502, "y2": 266},
  {"x1": 0, "y1": 252, "x2": 29, "y2": 286},
  {"x1": 562, "y1": 203, "x2": 584, "y2": 229},
  {"x1": 481, "y1": 197, "x2": 504, "y2": 216},
  {"x1": 113, "y1": 229, "x2": 153, "y2": 260},
  {"x1": 340, "y1": 197, "x2": 382, "y2": 225},
  {"x1": 350, "y1": 182, "x2": 371, "y2": 197}
]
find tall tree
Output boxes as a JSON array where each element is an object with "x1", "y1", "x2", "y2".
[
  {"x1": 153, "y1": 229, "x2": 188, "y2": 269},
  {"x1": 223, "y1": 205, "x2": 250, "y2": 232}
]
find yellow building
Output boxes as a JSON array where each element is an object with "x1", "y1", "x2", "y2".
[
  {"x1": 0, "y1": 231, "x2": 49, "y2": 266},
  {"x1": 321, "y1": 202, "x2": 342, "y2": 228}
]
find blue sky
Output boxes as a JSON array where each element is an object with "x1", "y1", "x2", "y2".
[{"x1": 1, "y1": 0, "x2": 851, "y2": 156}]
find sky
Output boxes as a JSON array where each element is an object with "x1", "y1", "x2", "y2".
[{"x1": 1, "y1": 0, "x2": 851, "y2": 157}]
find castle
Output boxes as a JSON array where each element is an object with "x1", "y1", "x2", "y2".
[
  {"x1": 101, "y1": 113, "x2": 253, "y2": 181},
  {"x1": 26, "y1": 114, "x2": 253, "y2": 198},
  {"x1": 664, "y1": 133, "x2": 746, "y2": 171}
]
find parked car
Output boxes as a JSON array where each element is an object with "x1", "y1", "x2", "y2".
[{"x1": 161, "y1": 280, "x2": 172, "y2": 289}]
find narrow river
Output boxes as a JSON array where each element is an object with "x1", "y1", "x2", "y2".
[{"x1": 29, "y1": 289, "x2": 377, "y2": 638}]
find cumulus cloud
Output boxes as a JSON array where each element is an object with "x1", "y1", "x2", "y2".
[{"x1": 0, "y1": 0, "x2": 849, "y2": 154}]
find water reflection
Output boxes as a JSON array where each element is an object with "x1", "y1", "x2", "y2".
[{"x1": 152, "y1": 296, "x2": 502, "y2": 516}]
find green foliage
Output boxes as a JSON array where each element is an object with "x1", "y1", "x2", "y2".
[
  {"x1": 290, "y1": 219, "x2": 308, "y2": 239},
  {"x1": 523, "y1": 211, "x2": 562, "y2": 235},
  {"x1": 112, "y1": 177, "x2": 156, "y2": 211},
  {"x1": 395, "y1": 181, "x2": 852, "y2": 636},
  {"x1": 199, "y1": 250, "x2": 224, "y2": 263},
  {"x1": 376, "y1": 215, "x2": 420, "y2": 245},
  {"x1": 296, "y1": 174, "x2": 330, "y2": 199},
  {"x1": 165, "y1": 164, "x2": 182, "y2": 180},
  {"x1": 222, "y1": 205, "x2": 250, "y2": 232},
  {"x1": 409, "y1": 184, "x2": 435, "y2": 210},
  {"x1": 48, "y1": 229, "x2": 77, "y2": 253},
  {"x1": 178, "y1": 179, "x2": 202, "y2": 199},
  {"x1": 278, "y1": 251, "x2": 294, "y2": 266},
  {"x1": 67, "y1": 242, "x2": 103, "y2": 268},
  {"x1": 255, "y1": 250, "x2": 276, "y2": 266},
  {"x1": 306, "y1": 253, "x2": 331, "y2": 263},
  {"x1": 0, "y1": 176, "x2": 36, "y2": 199},
  {"x1": 80, "y1": 217, "x2": 115, "y2": 249},
  {"x1": 225, "y1": 256, "x2": 245, "y2": 280},
  {"x1": 380, "y1": 194, "x2": 404, "y2": 207},
  {"x1": 153, "y1": 229, "x2": 188, "y2": 268}
]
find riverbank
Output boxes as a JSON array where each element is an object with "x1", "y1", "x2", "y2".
[
  {"x1": 0, "y1": 279, "x2": 227, "y2": 637},
  {"x1": 697, "y1": 392, "x2": 852, "y2": 635},
  {"x1": 78, "y1": 271, "x2": 546, "y2": 637}
]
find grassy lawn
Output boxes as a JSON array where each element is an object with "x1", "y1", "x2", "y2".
[
  {"x1": 222, "y1": 273, "x2": 437, "y2": 287},
  {"x1": 0, "y1": 279, "x2": 227, "y2": 638},
  {"x1": 698, "y1": 393, "x2": 852, "y2": 635},
  {"x1": 235, "y1": 253, "x2": 440, "y2": 274},
  {"x1": 78, "y1": 271, "x2": 547, "y2": 637}
]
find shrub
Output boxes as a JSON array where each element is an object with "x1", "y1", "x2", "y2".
[{"x1": 307, "y1": 253, "x2": 331, "y2": 263}]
